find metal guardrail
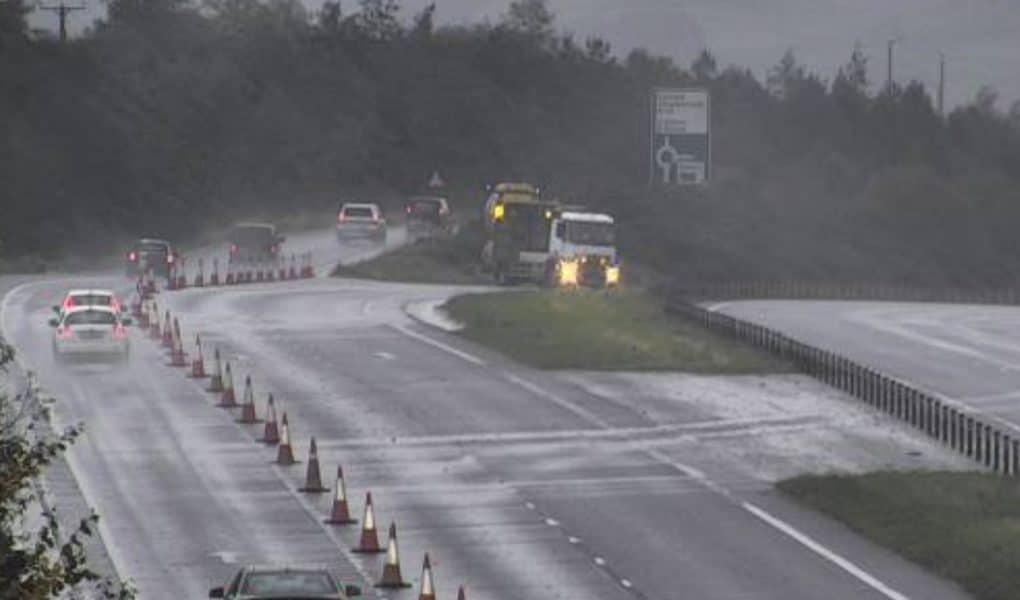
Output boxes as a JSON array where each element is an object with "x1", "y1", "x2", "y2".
[
  {"x1": 665, "y1": 295, "x2": 1020, "y2": 475},
  {"x1": 672, "y1": 282, "x2": 1020, "y2": 305}
]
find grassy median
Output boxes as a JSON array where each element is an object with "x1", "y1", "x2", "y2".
[
  {"x1": 444, "y1": 289, "x2": 790, "y2": 372},
  {"x1": 333, "y1": 227, "x2": 489, "y2": 285},
  {"x1": 779, "y1": 471, "x2": 1020, "y2": 600}
]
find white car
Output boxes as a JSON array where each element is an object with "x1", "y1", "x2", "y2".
[
  {"x1": 53, "y1": 289, "x2": 123, "y2": 319},
  {"x1": 50, "y1": 306, "x2": 131, "y2": 363},
  {"x1": 336, "y1": 203, "x2": 386, "y2": 242}
]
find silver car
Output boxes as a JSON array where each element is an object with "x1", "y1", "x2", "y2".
[
  {"x1": 336, "y1": 203, "x2": 386, "y2": 243},
  {"x1": 50, "y1": 306, "x2": 131, "y2": 363}
]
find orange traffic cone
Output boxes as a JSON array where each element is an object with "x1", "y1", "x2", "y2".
[
  {"x1": 161, "y1": 310, "x2": 174, "y2": 348},
  {"x1": 218, "y1": 363, "x2": 237, "y2": 408},
  {"x1": 375, "y1": 523, "x2": 412, "y2": 588},
  {"x1": 210, "y1": 258, "x2": 221, "y2": 286},
  {"x1": 299, "y1": 437, "x2": 328, "y2": 492},
  {"x1": 149, "y1": 301, "x2": 161, "y2": 339},
  {"x1": 207, "y1": 348, "x2": 224, "y2": 392},
  {"x1": 237, "y1": 376, "x2": 262, "y2": 424},
  {"x1": 260, "y1": 394, "x2": 280, "y2": 444},
  {"x1": 169, "y1": 319, "x2": 187, "y2": 367},
  {"x1": 418, "y1": 554, "x2": 436, "y2": 600},
  {"x1": 352, "y1": 492, "x2": 384, "y2": 553},
  {"x1": 324, "y1": 466, "x2": 357, "y2": 525},
  {"x1": 189, "y1": 335, "x2": 208, "y2": 378},
  {"x1": 275, "y1": 412, "x2": 296, "y2": 465}
]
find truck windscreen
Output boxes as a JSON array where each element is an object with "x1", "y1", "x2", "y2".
[{"x1": 566, "y1": 222, "x2": 615, "y2": 246}]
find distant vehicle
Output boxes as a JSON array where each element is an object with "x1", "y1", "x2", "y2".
[
  {"x1": 53, "y1": 289, "x2": 124, "y2": 319},
  {"x1": 547, "y1": 211, "x2": 620, "y2": 288},
  {"x1": 228, "y1": 222, "x2": 286, "y2": 264},
  {"x1": 209, "y1": 566, "x2": 362, "y2": 600},
  {"x1": 405, "y1": 196, "x2": 454, "y2": 240},
  {"x1": 49, "y1": 306, "x2": 131, "y2": 363},
  {"x1": 125, "y1": 238, "x2": 176, "y2": 278},
  {"x1": 336, "y1": 203, "x2": 386, "y2": 242}
]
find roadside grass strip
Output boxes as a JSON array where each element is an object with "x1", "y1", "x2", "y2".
[
  {"x1": 333, "y1": 229, "x2": 487, "y2": 285},
  {"x1": 444, "y1": 289, "x2": 791, "y2": 372},
  {"x1": 779, "y1": 471, "x2": 1020, "y2": 600}
]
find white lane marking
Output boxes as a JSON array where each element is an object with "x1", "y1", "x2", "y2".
[
  {"x1": 593, "y1": 556, "x2": 606, "y2": 566},
  {"x1": 1, "y1": 280, "x2": 132, "y2": 582},
  {"x1": 620, "y1": 579, "x2": 633, "y2": 588},
  {"x1": 501, "y1": 372, "x2": 611, "y2": 429},
  {"x1": 704, "y1": 301, "x2": 734, "y2": 312},
  {"x1": 209, "y1": 551, "x2": 240, "y2": 564},
  {"x1": 568, "y1": 536, "x2": 581, "y2": 544},
  {"x1": 544, "y1": 518, "x2": 560, "y2": 526},
  {"x1": 389, "y1": 323, "x2": 485, "y2": 366},
  {"x1": 743, "y1": 502, "x2": 910, "y2": 600},
  {"x1": 525, "y1": 502, "x2": 536, "y2": 510},
  {"x1": 374, "y1": 351, "x2": 395, "y2": 361}
]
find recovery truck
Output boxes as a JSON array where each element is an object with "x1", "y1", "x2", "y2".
[{"x1": 480, "y1": 182, "x2": 620, "y2": 287}]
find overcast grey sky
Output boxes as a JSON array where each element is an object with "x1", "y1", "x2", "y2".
[{"x1": 29, "y1": 0, "x2": 1020, "y2": 110}]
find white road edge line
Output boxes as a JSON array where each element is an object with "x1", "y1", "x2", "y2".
[
  {"x1": 389, "y1": 323, "x2": 485, "y2": 366},
  {"x1": 742, "y1": 502, "x2": 910, "y2": 600},
  {"x1": 0, "y1": 280, "x2": 132, "y2": 583}
]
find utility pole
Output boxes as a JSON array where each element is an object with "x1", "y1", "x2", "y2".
[
  {"x1": 38, "y1": 2, "x2": 87, "y2": 43},
  {"x1": 938, "y1": 52, "x2": 946, "y2": 116},
  {"x1": 886, "y1": 38, "x2": 898, "y2": 90}
]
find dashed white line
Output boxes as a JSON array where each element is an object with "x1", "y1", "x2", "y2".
[
  {"x1": 593, "y1": 556, "x2": 606, "y2": 566},
  {"x1": 544, "y1": 518, "x2": 560, "y2": 527},
  {"x1": 620, "y1": 579, "x2": 633, "y2": 588}
]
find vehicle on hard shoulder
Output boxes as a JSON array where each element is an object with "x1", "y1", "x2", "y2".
[
  {"x1": 228, "y1": 222, "x2": 286, "y2": 264},
  {"x1": 50, "y1": 306, "x2": 132, "y2": 363},
  {"x1": 336, "y1": 203, "x2": 386, "y2": 243},
  {"x1": 405, "y1": 196, "x2": 454, "y2": 240},
  {"x1": 209, "y1": 566, "x2": 362, "y2": 600},
  {"x1": 53, "y1": 289, "x2": 124, "y2": 319},
  {"x1": 546, "y1": 211, "x2": 620, "y2": 288},
  {"x1": 125, "y1": 238, "x2": 177, "y2": 278}
]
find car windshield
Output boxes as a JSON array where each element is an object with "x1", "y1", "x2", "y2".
[
  {"x1": 240, "y1": 572, "x2": 336, "y2": 595},
  {"x1": 231, "y1": 226, "x2": 274, "y2": 245},
  {"x1": 343, "y1": 207, "x2": 375, "y2": 218},
  {"x1": 565, "y1": 222, "x2": 615, "y2": 246},
  {"x1": 64, "y1": 311, "x2": 117, "y2": 326},
  {"x1": 69, "y1": 294, "x2": 113, "y2": 307}
]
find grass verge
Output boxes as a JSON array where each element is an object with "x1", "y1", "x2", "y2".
[
  {"x1": 779, "y1": 471, "x2": 1020, "y2": 600},
  {"x1": 444, "y1": 289, "x2": 791, "y2": 372},
  {"x1": 333, "y1": 226, "x2": 489, "y2": 285}
]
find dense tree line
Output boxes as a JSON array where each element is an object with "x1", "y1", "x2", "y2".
[{"x1": 1, "y1": 0, "x2": 1019, "y2": 286}]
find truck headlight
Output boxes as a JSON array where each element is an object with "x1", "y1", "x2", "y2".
[
  {"x1": 559, "y1": 259, "x2": 579, "y2": 286},
  {"x1": 605, "y1": 265, "x2": 620, "y2": 285}
]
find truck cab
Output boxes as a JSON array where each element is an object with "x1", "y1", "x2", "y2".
[
  {"x1": 548, "y1": 212, "x2": 620, "y2": 288},
  {"x1": 480, "y1": 183, "x2": 559, "y2": 284}
]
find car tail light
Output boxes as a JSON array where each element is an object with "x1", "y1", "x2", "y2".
[
  {"x1": 270, "y1": 244, "x2": 279, "y2": 254},
  {"x1": 57, "y1": 327, "x2": 73, "y2": 339},
  {"x1": 112, "y1": 324, "x2": 126, "y2": 339},
  {"x1": 406, "y1": 205, "x2": 412, "y2": 214},
  {"x1": 338, "y1": 214, "x2": 347, "y2": 224},
  {"x1": 439, "y1": 207, "x2": 449, "y2": 216},
  {"x1": 63, "y1": 297, "x2": 74, "y2": 310},
  {"x1": 230, "y1": 244, "x2": 238, "y2": 255},
  {"x1": 166, "y1": 253, "x2": 175, "y2": 264},
  {"x1": 127, "y1": 251, "x2": 138, "y2": 262}
]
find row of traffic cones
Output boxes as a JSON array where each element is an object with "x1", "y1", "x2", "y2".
[
  {"x1": 164, "y1": 252, "x2": 316, "y2": 292},
  {"x1": 145, "y1": 315, "x2": 462, "y2": 599}
]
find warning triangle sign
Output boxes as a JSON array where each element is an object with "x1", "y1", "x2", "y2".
[{"x1": 427, "y1": 171, "x2": 445, "y2": 189}]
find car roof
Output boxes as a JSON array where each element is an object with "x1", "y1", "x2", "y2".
[
  {"x1": 232, "y1": 222, "x2": 276, "y2": 229},
  {"x1": 64, "y1": 305, "x2": 118, "y2": 315},
  {"x1": 409, "y1": 196, "x2": 447, "y2": 204},
  {"x1": 341, "y1": 202, "x2": 380, "y2": 209},
  {"x1": 66, "y1": 289, "x2": 115, "y2": 296},
  {"x1": 241, "y1": 566, "x2": 336, "y2": 575},
  {"x1": 137, "y1": 238, "x2": 171, "y2": 246},
  {"x1": 560, "y1": 211, "x2": 614, "y2": 224}
]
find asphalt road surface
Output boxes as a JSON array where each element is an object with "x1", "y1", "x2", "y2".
[
  {"x1": 714, "y1": 300, "x2": 1020, "y2": 435},
  {"x1": 0, "y1": 232, "x2": 977, "y2": 600}
]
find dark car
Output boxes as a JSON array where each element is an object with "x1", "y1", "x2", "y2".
[
  {"x1": 125, "y1": 238, "x2": 176, "y2": 278},
  {"x1": 210, "y1": 566, "x2": 361, "y2": 600},
  {"x1": 229, "y1": 222, "x2": 286, "y2": 264},
  {"x1": 405, "y1": 196, "x2": 453, "y2": 240}
]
